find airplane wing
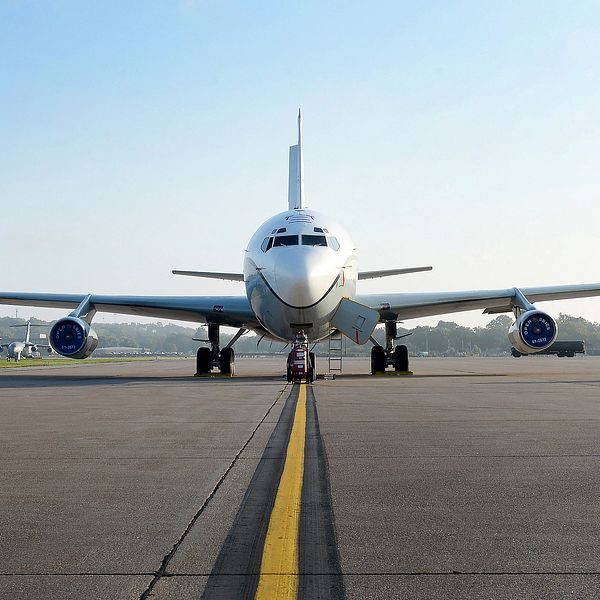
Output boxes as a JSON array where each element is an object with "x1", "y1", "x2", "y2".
[
  {"x1": 172, "y1": 270, "x2": 245, "y2": 281},
  {"x1": 0, "y1": 293, "x2": 259, "y2": 329},
  {"x1": 356, "y1": 283, "x2": 600, "y2": 321},
  {"x1": 358, "y1": 266, "x2": 432, "y2": 280}
]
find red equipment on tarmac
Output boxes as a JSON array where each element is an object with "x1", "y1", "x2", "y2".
[{"x1": 287, "y1": 331, "x2": 315, "y2": 383}]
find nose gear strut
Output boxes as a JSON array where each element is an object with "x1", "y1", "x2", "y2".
[{"x1": 287, "y1": 330, "x2": 315, "y2": 383}]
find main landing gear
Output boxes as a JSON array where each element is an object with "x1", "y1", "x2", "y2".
[
  {"x1": 370, "y1": 321, "x2": 411, "y2": 375},
  {"x1": 195, "y1": 324, "x2": 245, "y2": 376}
]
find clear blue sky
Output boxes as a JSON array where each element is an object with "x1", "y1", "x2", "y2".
[{"x1": 1, "y1": 1, "x2": 600, "y2": 327}]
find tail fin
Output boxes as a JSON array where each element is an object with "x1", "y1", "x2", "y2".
[
  {"x1": 10, "y1": 320, "x2": 45, "y2": 343},
  {"x1": 288, "y1": 109, "x2": 305, "y2": 210}
]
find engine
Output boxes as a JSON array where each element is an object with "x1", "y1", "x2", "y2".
[
  {"x1": 507, "y1": 310, "x2": 558, "y2": 354},
  {"x1": 30, "y1": 345, "x2": 38, "y2": 353},
  {"x1": 49, "y1": 317, "x2": 98, "y2": 359}
]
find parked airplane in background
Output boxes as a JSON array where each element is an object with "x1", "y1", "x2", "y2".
[
  {"x1": 1, "y1": 112, "x2": 600, "y2": 375},
  {"x1": 0, "y1": 321, "x2": 52, "y2": 361}
]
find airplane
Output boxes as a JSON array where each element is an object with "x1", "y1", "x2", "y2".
[
  {"x1": 2, "y1": 111, "x2": 600, "y2": 376},
  {"x1": 0, "y1": 321, "x2": 52, "y2": 361}
]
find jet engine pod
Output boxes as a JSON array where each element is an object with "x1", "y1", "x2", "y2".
[
  {"x1": 30, "y1": 344, "x2": 38, "y2": 352},
  {"x1": 49, "y1": 317, "x2": 98, "y2": 359},
  {"x1": 507, "y1": 310, "x2": 558, "y2": 354}
]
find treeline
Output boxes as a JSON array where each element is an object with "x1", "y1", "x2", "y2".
[
  {"x1": 1, "y1": 314, "x2": 599, "y2": 356},
  {"x1": 0, "y1": 318, "x2": 204, "y2": 354}
]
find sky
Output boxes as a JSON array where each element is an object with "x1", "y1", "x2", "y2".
[{"x1": 1, "y1": 0, "x2": 600, "y2": 330}]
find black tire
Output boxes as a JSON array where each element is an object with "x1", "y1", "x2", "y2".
[
  {"x1": 394, "y1": 345, "x2": 409, "y2": 372},
  {"x1": 371, "y1": 346, "x2": 386, "y2": 374},
  {"x1": 219, "y1": 347, "x2": 235, "y2": 375},
  {"x1": 196, "y1": 347, "x2": 211, "y2": 375},
  {"x1": 308, "y1": 352, "x2": 316, "y2": 382}
]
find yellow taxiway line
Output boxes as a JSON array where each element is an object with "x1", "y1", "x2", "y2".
[{"x1": 255, "y1": 383, "x2": 307, "y2": 600}]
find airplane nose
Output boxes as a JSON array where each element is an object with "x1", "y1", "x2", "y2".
[{"x1": 273, "y1": 248, "x2": 337, "y2": 307}]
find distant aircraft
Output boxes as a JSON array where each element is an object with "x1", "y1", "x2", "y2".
[
  {"x1": 0, "y1": 321, "x2": 52, "y2": 361},
  {"x1": 1, "y1": 111, "x2": 600, "y2": 375}
]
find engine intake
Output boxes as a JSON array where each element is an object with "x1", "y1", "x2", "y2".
[
  {"x1": 507, "y1": 310, "x2": 558, "y2": 354},
  {"x1": 49, "y1": 317, "x2": 98, "y2": 359}
]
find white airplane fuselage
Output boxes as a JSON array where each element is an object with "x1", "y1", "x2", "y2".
[
  {"x1": 244, "y1": 208, "x2": 358, "y2": 342},
  {"x1": 4, "y1": 342, "x2": 29, "y2": 361}
]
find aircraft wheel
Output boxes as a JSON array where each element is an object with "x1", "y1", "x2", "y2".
[
  {"x1": 394, "y1": 345, "x2": 409, "y2": 372},
  {"x1": 371, "y1": 346, "x2": 386, "y2": 374},
  {"x1": 286, "y1": 353, "x2": 293, "y2": 382},
  {"x1": 196, "y1": 347, "x2": 211, "y2": 375},
  {"x1": 219, "y1": 347, "x2": 235, "y2": 375}
]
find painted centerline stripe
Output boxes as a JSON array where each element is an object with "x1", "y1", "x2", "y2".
[
  {"x1": 201, "y1": 384, "x2": 344, "y2": 600},
  {"x1": 201, "y1": 386, "x2": 300, "y2": 600},
  {"x1": 255, "y1": 383, "x2": 307, "y2": 599}
]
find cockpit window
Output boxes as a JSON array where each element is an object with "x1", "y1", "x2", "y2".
[
  {"x1": 261, "y1": 237, "x2": 274, "y2": 252},
  {"x1": 327, "y1": 236, "x2": 340, "y2": 251},
  {"x1": 277, "y1": 227, "x2": 287, "y2": 233},
  {"x1": 301, "y1": 234, "x2": 328, "y2": 247},
  {"x1": 313, "y1": 227, "x2": 324, "y2": 233},
  {"x1": 273, "y1": 235, "x2": 299, "y2": 247}
]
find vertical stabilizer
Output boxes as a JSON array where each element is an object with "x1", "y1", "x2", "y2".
[
  {"x1": 25, "y1": 321, "x2": 31, "y2": 343},
  {"x1": 288, "y1": 109, "x2": 305, "y2": 210}
]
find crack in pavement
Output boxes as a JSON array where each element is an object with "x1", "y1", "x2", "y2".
[{"x1": 138, "y1": 385, "x2": 289, "y2": 600}]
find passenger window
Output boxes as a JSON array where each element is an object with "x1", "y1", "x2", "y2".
[
  {"x1": 261, "y1": 237, "x2": 274, "y2": 252},
  {"x1": 302, "y1": 235, "x2": 328, "y2": 247},
  {"x1": 327, "y1": 237, "x2": 340, "y2": 251},
  {"x1": 273, "y1": 235, "x2": 299, "y2": 247}
]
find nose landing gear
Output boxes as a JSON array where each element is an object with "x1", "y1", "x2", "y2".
[{"x1": 287, "y1": 331, "x2": 314, "y2": 383}]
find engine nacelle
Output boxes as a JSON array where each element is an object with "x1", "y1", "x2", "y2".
[
  {"x1": 507, "y1": 310, "x2": 558, "y2": 354},
  {"x1": 30, "y1": 344, "x2": 38, "y2": 353},
  {"x1": 49, "y1": 317, "x2": 98, "y2": 359}
]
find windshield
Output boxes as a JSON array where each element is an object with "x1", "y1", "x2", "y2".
[
  {"x1": 301, "y1": 235, "x2": 327, "y2": 247},
  {"x1": 272, "y1": 235, "x2": 299, "y2": 247}
]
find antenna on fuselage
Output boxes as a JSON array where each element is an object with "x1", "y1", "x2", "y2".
[{"x1": 288, "y1": 108, "x2": 305, "y2": 210}]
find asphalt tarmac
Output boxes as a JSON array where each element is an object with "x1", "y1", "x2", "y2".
[{"x1": 1, "y1": 356, "x2": 600, "y2": 599}]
